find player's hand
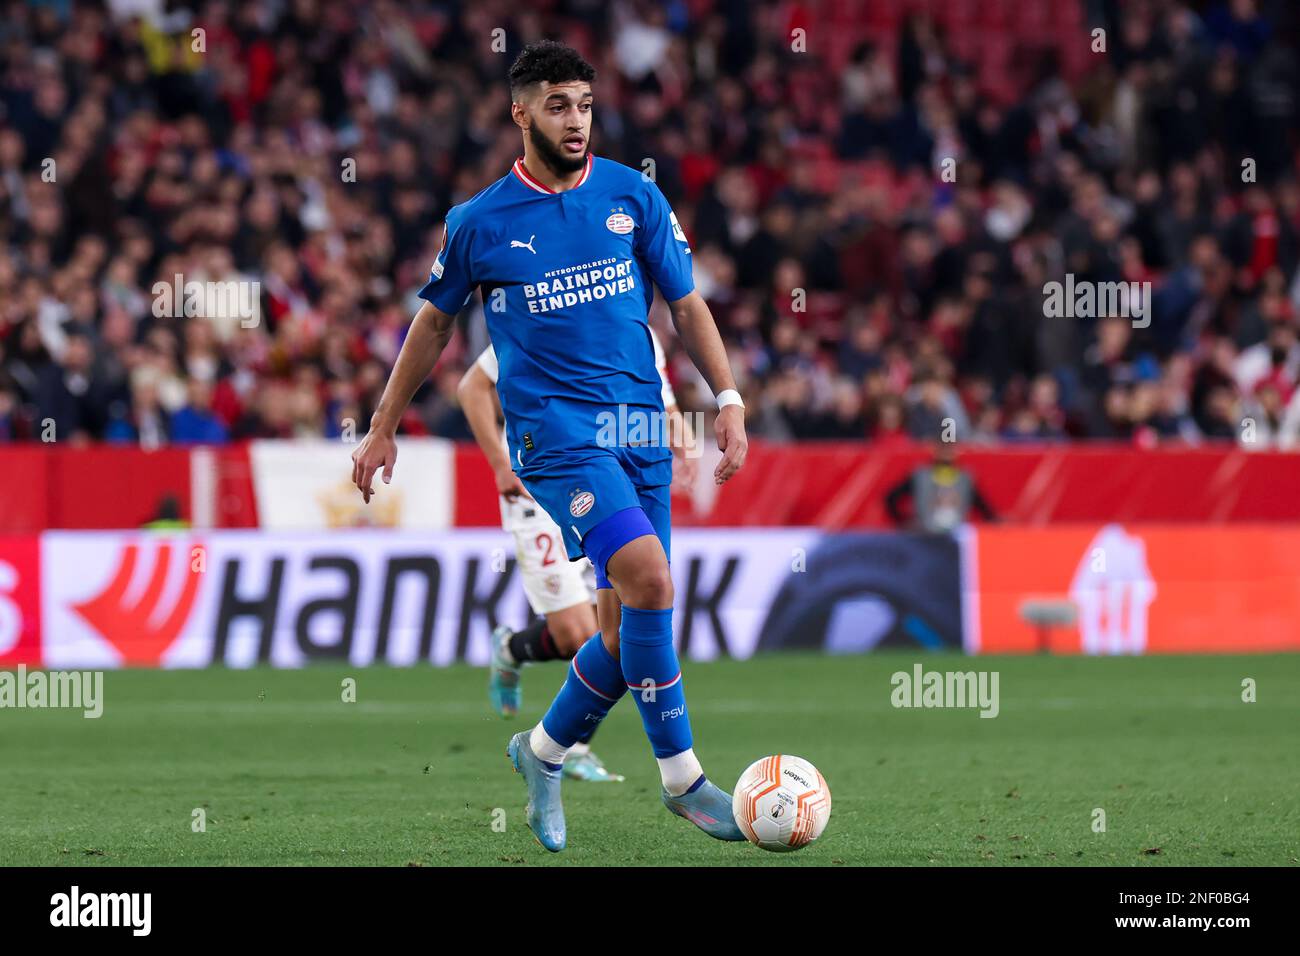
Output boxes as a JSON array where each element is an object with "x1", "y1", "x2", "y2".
[
  {"x1": 713, "y1": 405, "x2": 748, "y2": 485},
  {"x1": 495, "y1": 466, "x2": 533, "y2": 503},
  {"x1": 351, "y1": 428, "x2": 398, "y2": 504}
]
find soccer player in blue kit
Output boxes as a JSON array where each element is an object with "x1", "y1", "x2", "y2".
[{"x1": 351, "y1": 40, "x2": 748, "y2": 852}]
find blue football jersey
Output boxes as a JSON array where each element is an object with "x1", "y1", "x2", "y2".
[{"x1": 418, "y1": 154, "x2": 694, "y2": 470}]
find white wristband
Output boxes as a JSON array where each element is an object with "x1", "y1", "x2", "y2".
[{"x1": 716, "y1": 389, "x2": 744, "y2": 410}]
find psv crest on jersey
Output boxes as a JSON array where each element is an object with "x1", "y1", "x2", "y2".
[
  {"x1": 570, "y1": 491, "x2": 595, "y2": 517},
  {"x1": 605, "y1": 212, "x2": 635, "y2": 234}
]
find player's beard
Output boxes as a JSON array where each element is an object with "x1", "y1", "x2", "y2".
[{"x1": 528, "y1": 123, "x2": 589, "y2": 176}]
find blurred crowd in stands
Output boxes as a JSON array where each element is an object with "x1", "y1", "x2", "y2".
[{"x1": 2, "y1": 0, "x2": 1300, "y2": 448}]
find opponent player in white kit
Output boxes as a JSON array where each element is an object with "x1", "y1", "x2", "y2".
[{"x1": 457, "y1": 327, "x2": 694, "y2": 783}]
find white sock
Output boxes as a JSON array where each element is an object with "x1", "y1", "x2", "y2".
[
  {"x1": 658, "y1": 748, "x2": 704, "y2": 797},
  {"x1": 568, "y1": 741, "x2": 590, "y2": 757},
  {"x1": 529, "y1": 723, "x2": 569, "y2": 767}
]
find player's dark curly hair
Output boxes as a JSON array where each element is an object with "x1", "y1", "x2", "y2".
[{"x1": 508, "y1": 40, "x2": 596, "y2": 99}]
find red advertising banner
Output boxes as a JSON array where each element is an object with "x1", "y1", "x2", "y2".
[
  {"x1": 1, "y1": 442, "x2": 1299, "y2": 531},
  {"x1": 457, "y1": 443, "x2": 1300, "y2": 528},
  {"x1": 973, "y1": 525, "x2": 1300, "y2": 654},
  {"x1": 0, "y1": 535, "x2": 41, "y2": 665}
]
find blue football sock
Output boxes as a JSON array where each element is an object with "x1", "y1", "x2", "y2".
[
  {"x1": 539, "y1": 634, "x2": 626, "y2": 761},
  {"x1": 619, "y1": 605, "x2": 694, "y2": 758}
]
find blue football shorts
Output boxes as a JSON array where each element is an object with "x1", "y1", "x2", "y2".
[{"x1": 517, "y1": 446, "x2": 671, "y2": 589}]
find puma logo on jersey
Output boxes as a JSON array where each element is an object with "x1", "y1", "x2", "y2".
[{"x1": 510, "y1": 235, "x2": 537, "y2": 254}]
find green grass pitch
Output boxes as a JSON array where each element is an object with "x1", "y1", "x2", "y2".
[{"x1": 2, "y1": 653, "x2": 1297, "y2": 866}]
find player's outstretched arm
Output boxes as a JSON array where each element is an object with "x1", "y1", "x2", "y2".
[
  {"x1": 457, "y1": 361, "x2": 532, "y2": 503},
  {"x1": 351, "y1": 301, "x2": 457, "y2": 503},
  {"x1": 667, "y1": 290, "x2": 747, "y2": 485}
]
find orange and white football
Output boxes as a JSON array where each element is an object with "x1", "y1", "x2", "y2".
[{"x1": 732, "y1": 755, "x2": 831, "y2": 852}]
